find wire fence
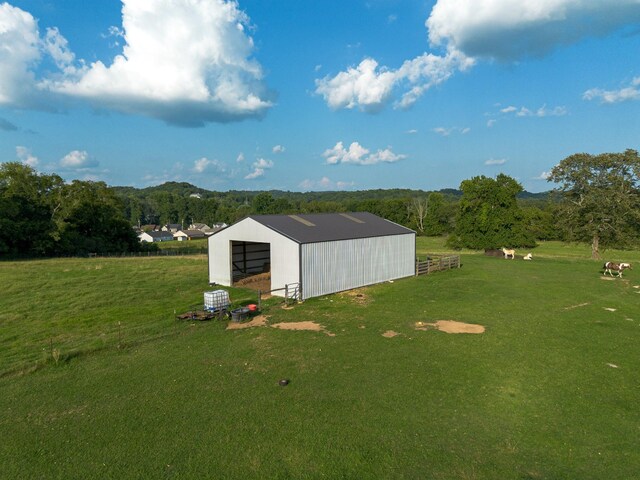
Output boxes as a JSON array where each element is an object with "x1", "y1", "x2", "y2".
[
  {"x1": 0, "y1": 313, "x2": 213, "y2": 379},
  {"x1": 1, "y1": 248, "x2": 208, "y2": 261},
  {"x1": 1, "y1": 295, "x2": 283, "y2": 379},
  {"x1": 88, "y1": 248, "x2": 208, "y2": 258}
]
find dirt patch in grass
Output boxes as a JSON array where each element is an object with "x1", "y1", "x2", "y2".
[
  {"x1": 271, "y1": 321, "x2": 335, "y2": 336},
  {"x1": 415, "y1": 320, "x2": 485, "y2": 334},
  {"x1": 600, "y1": 276, "x2": 616, "y2": 281},
  {"x1": 340, "y1": 289, "x2": 370, "y2": 305},
  {"x1": 382, "y1": 330, "x2": 400, "y2": 338},
  {"x1": 226, "y1": 315, "x2": 269, "y2": 330}
]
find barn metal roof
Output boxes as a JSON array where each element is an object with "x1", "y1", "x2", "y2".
[{"x1": 247, "y1": 212, "x2": 414, "y2": 244}]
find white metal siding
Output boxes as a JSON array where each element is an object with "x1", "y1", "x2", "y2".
[
  {"x1": 301, "y1": 233, "x2": 415, "y2": 300},
  {"x1": 208, "y1": 218, "x2": 299, "y2": 296}
]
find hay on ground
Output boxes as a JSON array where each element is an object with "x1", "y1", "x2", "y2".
[{"x1": 234, "y1": 273, "x2": 271, "y2": 293}]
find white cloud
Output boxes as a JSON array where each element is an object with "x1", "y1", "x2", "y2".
[
  {"x1": 16, "y1": 146, "x2": 38, "y2": 167},
  {"x1": 236, "y1": 152, "x2": 245, "y2": 163},
  {"x1": 272, "y1": 145, "x2": 285, "y2": 153},
  {"x1": 0, "y1": 4, "x2": 42, "y2": 108},
  {"x1": 244, "y1": 169, "x2": 264, "y2": 180},
  {"x1": 407, "y1": 129, "x2": 418, "y2": 134},
  {"x1": 433, "y1": 126, "x2": 470, "y2": 136},
  {"x1": 244, "y1": 157, "x2": 274, "y2": 180},
  {"x1": 486, "y1": 119, "x2": 497, "y2": 128},
  {"x1": 498, "y1": 104, "x2": 567, "y2": 118},
  {"x1": 519, "y1": 105, "x2": 568, "y2": 117},
  {"x1": 433, "y1": 127, "x2": 453, "y2": 137},
  {"x1": 315, "y1": 51, "x2": 474, "y2": 112},
  {"x1": 192, "y1": 157, "x2": 225, "y2": 174},
  {"x1": 60, "y1": 150, "x2": 98, "y2": 169},
  {"x1": 102, "y1": 25, "x2": 125, "y2": 46},
  {"x1": 42, "y1": 27, "x2": 80, "y2": 75},
  {"x1": 0, "y1": 0, "x2": 272, "y2": 126},
  {"x1": 315, "y1": 58, "x2": 397, "y2": 112},
  {"x1": 299, "y1": 176, "x2": 355, "y2": 191},
  {"x1": 485, "y1": 158, "x2": 506, "y2": 166},
  {"x1": 533, "y1": 171, "x2": 551, "y2": 180},
  {"x1": 323, "y1": 141, "x2": 406, "y2": 166},
  {"x1": 253, "y1": 157, "x2": 273, "y2": 169},
  {"x1": 583, "y1": 77, "x2": 640, "y2": 104},
  {"x1": 426, "y1": 0, "x2": 640, "y2": 61}
]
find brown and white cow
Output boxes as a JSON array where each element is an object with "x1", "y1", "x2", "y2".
[{"x1": 603, "y1": 262, "x2": 632, "y2": 277}]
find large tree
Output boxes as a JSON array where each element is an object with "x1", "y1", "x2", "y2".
[
  {"x1": 53, "y1": 180, "x2": 140, "y2": 255},
  {"x1": 423, "y1": 192, "x2": 452, "y2": 236},
  {"x1": 547, "y1": 149, "x2": 640, "y2": 258},
  {"x1": 448, "y1": 174, "x2": 535, "y2": 250},
  {"x1": 0, "y1": 163, "x2": 62, "y2": 255}
]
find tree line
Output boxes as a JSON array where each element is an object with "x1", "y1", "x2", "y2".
[
  {"x1": 3, "y1": 149, "x2": 639, "y2": 258},
  {"x1": 0, "y1": 163, "x2": 142, "y2": 256}
]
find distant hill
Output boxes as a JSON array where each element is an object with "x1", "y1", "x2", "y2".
[
  {"x1": 111, "y1": 181, "x2": 552, "y2": 203},
  {"x1": 112, "y1": 181, "x2": 211, "y2": 198}
]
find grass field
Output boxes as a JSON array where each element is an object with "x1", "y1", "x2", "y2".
[
  {"x1": 156, "y1": 237, "x2": 208, "y2": 252},
  {"x1": 1, "y1": 239, "x2": 639, "y2": 479}
]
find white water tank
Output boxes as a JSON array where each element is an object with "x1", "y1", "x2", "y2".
[{"x1": 204, "y1": 290, "x2": 230, "y2": 312}]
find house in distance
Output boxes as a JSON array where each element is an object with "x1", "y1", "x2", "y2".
[{"x1": 208, "y1": 212, "x2": 416, "y2": 301}]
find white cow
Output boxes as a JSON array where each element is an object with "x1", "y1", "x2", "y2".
[{"x1": 502, "y1": 247, "x2": 515, "y2": 259}]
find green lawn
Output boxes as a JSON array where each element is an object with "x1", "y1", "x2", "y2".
[{"x1": 1, "y1": 240, "x2": 639, "y2": 479}]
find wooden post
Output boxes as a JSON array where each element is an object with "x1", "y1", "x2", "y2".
[{"x1": 258, "y1": 290, "x2": 262, "y2": 310}]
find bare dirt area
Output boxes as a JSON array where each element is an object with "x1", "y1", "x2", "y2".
[
  {"x1": 271, "y1": 321, "x2": 335, "y2": 336},
  {"x1": 339, "y1": 289, "x2": 370, "y2": 305},
  {"x1": 226, "y1": 315, "x2": 269, "y2": 330},
  {"x1": 382, "y1": 330, "x2": 400, "y2": 338},
  {"x1": 415, "y1": 320, "x2": 485, "y2": 334},
  {"x1": 234, "y1": 273, "x2": 271, "y2": 293}
]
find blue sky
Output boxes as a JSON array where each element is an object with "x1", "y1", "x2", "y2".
[{"x1": 1, "y1": 0, "x2": 639, "y2": 193}]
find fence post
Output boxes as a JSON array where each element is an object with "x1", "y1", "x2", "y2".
[
  {"x1": 258, "y1": 290, "x2": 262, "y2": 310},
  {"x1": 285, "y1": 284, "x2": 289, "y2": 307}
]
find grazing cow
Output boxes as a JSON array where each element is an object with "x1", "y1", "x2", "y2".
[
  {"x1": 523, "y1": 253, "x2": 532, "y2": 261},
  {"x1": 501, "y1": 247, "x2": 515, "y2": 259},
  {"x1": 603, "y1": 262, "x2": 632, "y2": 277}
]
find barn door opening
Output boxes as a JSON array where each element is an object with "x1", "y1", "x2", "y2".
[{"x1": 231, "y1": 241, "x2": 271, "y2": 291}]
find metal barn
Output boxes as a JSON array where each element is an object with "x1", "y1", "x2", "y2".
[{"x1": 208, "y1": 212, "x2": 416, "y2": 300}]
